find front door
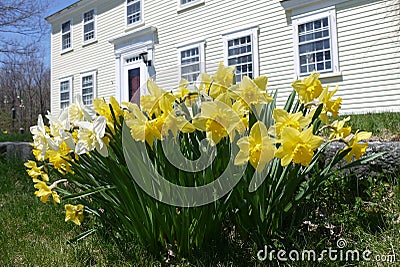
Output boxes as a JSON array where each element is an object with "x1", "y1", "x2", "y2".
[
  {"x1": 128, "y1": 67, "x2": 141, "y2": 104},
  {"x1": 123, "y1": 57, "x2": 147, "y2": 105}
]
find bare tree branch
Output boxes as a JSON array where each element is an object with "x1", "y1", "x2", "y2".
[{"x1": 0, "y1": 0, "x2": 49, "y2": 61}]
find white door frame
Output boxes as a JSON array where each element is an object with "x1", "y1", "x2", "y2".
[
  {"x1": 122, "y1": 55, "x2": 148, "y2": 104},
  {"x1": 110, "y1": 26, "x2": 156, "y2": 104}
]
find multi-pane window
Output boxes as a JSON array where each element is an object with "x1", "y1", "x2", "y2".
[
  {"x1": 60, "y1": 78, "x2": 72, "y2": 109},
  {"x1": 223, "y1": 28, "x2": 259, "y2": 83},
  {"x1": 227, "y1": 35, "x2": 253, "y2": 83},
  {"x1": 298, "y1": 17, "x2": 331, "y2": 74},
  {"x1": 180, "y1": 47, "x2": 200, "y2": 83},
  {"x1": 83, "y1": 10, "x2": 95, "y2": 42},
  {"x1": 81, "y1": 73, "x2": 96, "y2": 105},
  {"x1": 127, "y1": 0, "x2": 142, "y2": 26},
  {"x1": 178, "y1": 42, "x2": 205, "y2": 84},
  {"x1": 293, "y1": 8, "x2": 339, "y2": 77},
  {"x1": 61, "y1": 20, "x2": 72, "y2": 51}
]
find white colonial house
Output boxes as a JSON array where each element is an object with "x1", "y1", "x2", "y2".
[{"x1": 46, "y1": 0, "x2": 400, "y2": 115}]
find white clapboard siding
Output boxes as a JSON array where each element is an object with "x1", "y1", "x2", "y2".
[
  {"x1": 334, "y1": 0, "x2": 400, "y2": 113},
  {"x1": 48, "y1": 0, "x2": 400, "y2": 115}
]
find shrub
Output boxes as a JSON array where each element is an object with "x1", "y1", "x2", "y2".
[{"x1": 25, "y1": 63, "x2": 379, "y2": 259}]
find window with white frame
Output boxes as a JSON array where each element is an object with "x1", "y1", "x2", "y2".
[
  {"x1": 60, "y1": 77, "x2": 72, "y2": 109},
  {"x1": 178, "y1": 42, "x2": 205, "y2": 83},
  {"x1": 61, "y1": 20, "x2": 72, "y2": 51},
  {"x1": 83, "y1": 9, "x2": 96, "y2": 43},
  {"x1": 292, "y1": 8, "x2": 339, "y2": 77},
  {"x1": 81, "y1": 72, "x2": 96, "y2": 105},
  {"x1": 178, "y1": 0, "x2": 204, "y2": 10},
  {"x1": 126, "y1": 0, "x2": 143, "y2": 26},
  {"x1": 223, "y1": 27, "x2": 259, "y2": 83}
]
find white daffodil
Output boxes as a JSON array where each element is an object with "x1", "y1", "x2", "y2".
[
  {"x1": 68, "y1": 95, "x2": 96, "y2": 124},
  {"x1": 30, "y1": 114, "x2": 58, "y2": 158},
  {"x1": 75, "y1": 116, "x2": 108, "y2": 157},
  {"x1": 46, "y1": 109, "x2": 75, "y2": 150}
]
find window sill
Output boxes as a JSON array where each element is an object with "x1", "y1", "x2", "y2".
[
  {"x1": 61, "y1": 48, "x2": 73, "y2": 55},
  {"x1": 319, "y1": 71, "x2": 342, "y2": 79},
  {"x1": 298, "y1": 71, "x2": 342, "y2": 79},
  {"x1": 125, "y1": 21, "x2": 145, "y2": 32},
  {"x1": 177, "y1": 0, "x2": 205, "y2": 12},
  {"x1": 82, "y1": 39, "x2": 98, "y2": 47}
]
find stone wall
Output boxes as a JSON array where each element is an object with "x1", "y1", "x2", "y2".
[
  {"x1": 323, "y1": 142, "x2": 400, "y2": 178},
  {"x1": 0, "y1": 142, "x2": 33, "y2": 162}
]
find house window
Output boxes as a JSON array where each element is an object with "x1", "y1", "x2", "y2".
[
  {"x1": 81, "y1": 71, "x2": 96, "y2": 105},
  {"x1": 292, "y1": 8, "x2": 339, "y2": 77},
  {"x1": 60, "y1": 77, "x2": 72, "y2": 109},
  {"x1": 126, "y1": 0, "x2": 143, "y2": 26},
  {"x1": 83, "y1": 9, "x2": 96, "y2": 43},
  {"x1": 178, "y1": 0, "x2": 204, "y2": 10},
  {"x1": 178, "y1": 42, "x2": 205, "y2": 83},
  {"x1": 61, "y1": 20, "x2": 72, "y2": 51},
  {"x1": 223, "y1": 27, "x2": 259, "y2": 83}
]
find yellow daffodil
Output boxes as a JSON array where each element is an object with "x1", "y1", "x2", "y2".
[
  {"x1": 65, "y1": 204, "x2": 84, "y2": 226},
  {"x1": 343, "y1": 131, "x2": 372, "y2": 163},
  {"x1": 275, "y1": 126, "x2": 323, "y2": 167},
  {"x1": 270, "y1": 108, "x2": 315, "y2": 137},
  {"x1": 140, "y1": 79, "x2": 175, "y2": 116},
  {"x1": 203, "y1": 62, "x2": 235, "y2": 99},
  {"x1": 47, "y1": 142, "x2": 74, "y2": 174},
  {"x1": 93, "y1": 96, "x2": 124, "y2": 131},
  {"x1": 68, "y1": 95, "x2": 96, "y2": 123},
  {"x1": 75, "y1": 116, "x2": 108, "y2": 157},
  {"x1": 318, "y1": 85, "x2": 342, "y2": 123},
  {"x1": 292, "y1": 72, "x2": 323, "y2": 104},
  {"x1": 159, "y1": 113, "x2": 196, "y2": 138},
  {"x1": 192, "y1": 101, "x2": 244, "y2": 145},
  {"x1": 124, "y1": 102, "x2": 162, "y2": 147},
  {"x1": 24, "y1": 160, "x2": 49, "y2": 181},
  {"x1": 232, "y1": 101, "x2": 249, "y2": 132},
  {"x1": 30, "y1": 115, "x2": 58, "y2": 159},
  {"x1": 175, "y1": 79, "x2": 191, "y2": 100},
  {"x1": 46, "y1": 110, "x2": 75, "y2": 150},
  {"x1": 32, "y1": 149, "x2": 47, "y2": 161},
  {"x1": 235, "y1": 121, "x2": 276, "y2": 172},
  {"x1": 329, "y1": 117, "x2": 351, "y2": 140},
  {"x1": 33, "y1": 180, "x2": 61, "y2": 204},
  {"x1": 232, "y1": 76, "x2": 273, "y2": 110}
]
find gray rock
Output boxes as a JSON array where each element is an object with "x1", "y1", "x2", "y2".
[
  {"x1": 323, "y1": 142, "x2": 400, "y2": 178},
  {"x1": 0, "y1": 142, "x2": 33, "y2": 162}
]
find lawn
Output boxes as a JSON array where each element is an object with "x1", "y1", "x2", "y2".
[
  {"x1": 0, "y1": 157, "x2": 157, "y2": 266},
  {"x1": 1, "y1": 112, "x2": 400, "y2": 266},
  {"x1": 339, "y1": 112, "x2": 400, "y2": 141},
  {"x1": 0, "y1": 131, "x2": 32, "y2": 142}
]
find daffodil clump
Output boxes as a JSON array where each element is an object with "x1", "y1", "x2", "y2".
[{"x1": 25, "y1": 63, "x2": 377, "y2": 257}]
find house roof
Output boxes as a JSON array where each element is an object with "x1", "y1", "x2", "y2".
[{"x1": 45, "y1": 0, "x2": 84, "y2": 22}]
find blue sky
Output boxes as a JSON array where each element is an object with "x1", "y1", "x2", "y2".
[{"x1": 45, "y1": 0, "x2": 78, "y2": 18}]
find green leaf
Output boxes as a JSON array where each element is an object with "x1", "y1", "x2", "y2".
[
  {"x1": 284, "y1": 91, "x2": 296, "y2": 112},
  {"x1": 62, "y1": 185, "x2": 116, "y2": 201},
  {"x1": 340, "y1": 152, "x2": 385, "y2": 170},
  {"x1": 67, "y1": 228, "x2": 97, "y2": 244}
]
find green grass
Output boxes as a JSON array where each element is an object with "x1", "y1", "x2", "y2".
[
  {"x1": 0, "y1": 132, "x2": 33, "y2": 142},
  {"x1": 339, "y1": 112, "x2": 400, "y2": 141},
  {"x1": 1, "y1": 156, "x2": 400, "y2": 266},
  {"x1": 0, "y1": 157, "x2": 159, "y2": 266}
]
